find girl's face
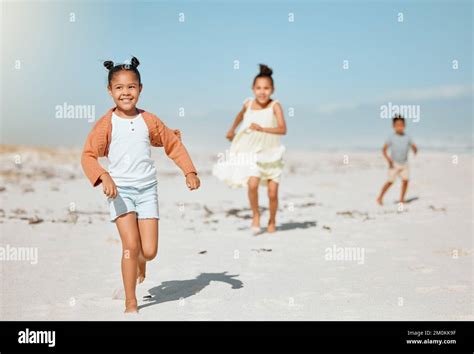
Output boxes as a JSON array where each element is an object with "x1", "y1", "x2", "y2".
[
  {"x1": 108, "y1": 70, "x2": 142, "y2": 112},
  {"x1": 252, "y1": 77, "x2": 274, "y2": 104}
]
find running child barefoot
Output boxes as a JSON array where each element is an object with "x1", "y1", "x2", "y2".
[
  {"x1": 376, "y1": 114, "x2": 417, "y2": 205},
  {"x1": 213, "y1": 64, "x2": 287, "y2": 234},
  {"x1": 81, "y1": 57, "x2": 200, "y2": 313}
]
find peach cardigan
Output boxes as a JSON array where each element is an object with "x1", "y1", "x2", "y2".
[{"x1": 81, "y1": 107, "x2": 197, "y2": 187}]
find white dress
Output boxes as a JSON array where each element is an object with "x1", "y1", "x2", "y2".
[{"x1": 213, "y1": 98, "x2": 285, "y2": 188}]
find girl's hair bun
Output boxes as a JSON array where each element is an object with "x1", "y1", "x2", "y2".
[
  {"x1": 253, "y1": 63, "x2": 275, "y2": 87},
  {"x1": 104, "y1": 57, "x2": 142, "y2": 86},
  {"x1": 259, "y1": 64, "x2": 273, "y2": 76},
  {"x1": 103, "y1": 60, "x2": 114, "y2": 70},
  {"x1": 130, "y1": 56, "x2": 140, "y2": 68}
]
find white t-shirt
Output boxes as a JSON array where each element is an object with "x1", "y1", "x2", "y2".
[{"x1": 107, "y1": 112, "x2": 157, "y2": 187}]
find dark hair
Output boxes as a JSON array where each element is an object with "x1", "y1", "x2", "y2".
[
  {"x1": 104, "y1": 56, "x2": 141, "y2": 86},
  {"x1": 392, "y1": 114, "x2": 405, "y2": 125},
  {"x1": 253, "y1": 64, "x2": 274, "y2": 87}
]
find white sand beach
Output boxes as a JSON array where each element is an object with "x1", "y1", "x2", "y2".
[{"x1": 0, "y1": 145, "x2": 472, "y2": 320}]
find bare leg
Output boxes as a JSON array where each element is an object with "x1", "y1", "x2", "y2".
[
  {"x1": 248, "y1": 177, "x2": 260, "y2": 228},
  {"x1": 136, "y1": 218, "x2": 159, "y2": 283},
  {"x1": 115, "y1": 212, "x2": 140, "y2": 313},
  {"x1": 377, "y1": 182, "x2": 393, "y2": 205},
  {"x1": 267, "y1": 180, "x2": 279, "y2": 233},
  {"x1": 136, "y1": 236, "x2": 146, "y2": 284},
  {"x1": 400, "y1": 180, "x2": 409, "y2": 203}
]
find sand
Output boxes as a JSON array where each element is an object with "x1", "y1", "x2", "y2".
[{"x1": 0, "y1": 145, "x2": 472, "y2": 320}]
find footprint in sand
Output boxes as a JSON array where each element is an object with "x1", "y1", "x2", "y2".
[{"x1": 251, "y1": 248, "x2": 272, "y2": 253}]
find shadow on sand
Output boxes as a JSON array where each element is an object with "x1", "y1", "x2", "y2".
[
  {"x1": 276, "y1": 221, "x2": 317, "y2": 231},
  {"x1": 393, "y1": 196, "x2": 419, "y2": 204},
  {"x1": 238, "y1": 220, "x2": 317, "y2": 233},
  {"x1": 138, "y1": 272, "x2": 243, "y2": 311}
]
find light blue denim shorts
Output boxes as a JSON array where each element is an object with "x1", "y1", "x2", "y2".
[{"x1": 107, "y1": 180, "x2": 159, "y2": 223}]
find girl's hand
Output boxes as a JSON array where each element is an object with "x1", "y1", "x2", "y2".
[
  {"x1": 186, "y1": 172, "x2": 200, "y2": 191},
  {"x1": 249, "y1": 123, "x2": 263, "y2": 132},
  {"x1": 100, "y1": 173, "x2": 117, "y2": 198},
  {"x1": 226, "y1": 130, "x2": 235, "y2": 141}
]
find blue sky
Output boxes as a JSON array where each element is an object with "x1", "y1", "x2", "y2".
[{"x1": 1, "y1": 0, "x2": 472, "y2": 152}]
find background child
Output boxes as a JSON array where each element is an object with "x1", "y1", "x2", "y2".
[
  {"x1": 81, "y1": 57, "x2": 200, "y2": 313},
  {"x1": 377, "y1": 114, "x2": 417, "y2": 205},
  {"x1": 213, "y1": 64, "x2": 287, "y2": 234}
]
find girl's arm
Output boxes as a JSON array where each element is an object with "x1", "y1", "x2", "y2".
[
  {"x1": 226, "y1": 103, "x2": 247, "y2": 141},
  {"x1": 81, "y1": 119, "x2": 118, "y2": 197},
  {"x1": 81, "y1": 122, "x2": 108, "y2": 187},
  {"x1": 230, "y1": 107, "x2": 245, "y2": 131},
  {"x1": 251, "y1": 102, "x2": 287, "y2": 135}
]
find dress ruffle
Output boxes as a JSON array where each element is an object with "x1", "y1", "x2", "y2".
[{"x1": 212, "y1": 145, "x2": 285, "y2": 188}]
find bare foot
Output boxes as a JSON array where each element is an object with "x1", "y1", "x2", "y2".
[
  {"x1": 124, "y1": 298, "x2": 138, "y2": 313},
  {"x1": 376, "y1": 196, "x2": 383, "y2": 206},
  {"x1": 267, "y1": 221, "x2": 276, "y2": 233},
  {"x1": 137, "y1": 255, "x2": 146, "y2": 284},
  {"x1": 251, "y1": 213, "x2": 260, "y2": 229}
]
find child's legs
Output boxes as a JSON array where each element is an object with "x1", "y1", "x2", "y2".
[
  {"x1": 115, "y1": 212, "x2": 141, "y2": 302},
  {"x1": 400, "y1": 180, "x2": 409, "y2": 202},
  {"x1": 399, "y1": 165, "x2": 409, "y2": 202},
  {"x1": 378, "y1": 181, "x2": 393, "y2": 199},
  {"x1": 135, "y1": 181, "x2": 160, "y2": 261},
  {"x1": 247, "y1": 176, "x2": 260, "y2": 219},
  {"x1": 378, "y1": 167, "x2": 398, "y2": 201},
  {"x1": 137, "y1": 218, "x2": 159, "y2": 260},
  {"x1": 267, "y1": 180, "x2": 279, "y2": 224}
]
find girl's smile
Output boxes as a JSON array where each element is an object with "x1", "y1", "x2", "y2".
[{"x1": 119, "y1": 96, "x2": 135, "y2": 108}]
